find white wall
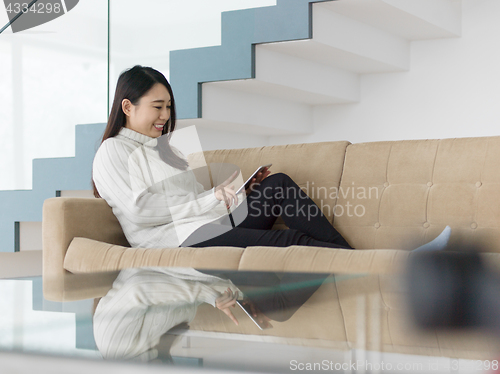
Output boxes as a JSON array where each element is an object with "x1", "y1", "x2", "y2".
[{"x1": 270, "y1": 0, "x2": 500, "y2": 146}]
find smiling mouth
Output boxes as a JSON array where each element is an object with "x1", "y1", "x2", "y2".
[{"x1": 153, "y1": 124, "x2": 164, "y2": 131}]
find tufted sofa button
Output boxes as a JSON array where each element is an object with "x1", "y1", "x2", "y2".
[
  {"x1": 471, "y1": 222, "x2": 478, "y2": 229},
  {"x1": 476, "y1": 182, "x2": 482, "y2": 188},
  {"x1": 374, "y1": 223, "x2": 381, "y2": 228},
  {"x1": 423, "y1": 222, "x2": 430, "y2": 228},
  {"x1": 426, "y1": 182, "x2": 433, "y2": 187},
  {"x1": 383, "y1": 182, "x2": 389, "y2": 188}
]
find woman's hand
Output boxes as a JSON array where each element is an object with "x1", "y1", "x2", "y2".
[
  {"x1": 241, "y1": 298, "x2": 272, "y2": 326},
  {"x1": 245, "y1": 167, "x2": 271, "y2": 196},
  {"x1": 215, "y1": 288, "x2": 239, "y2": 325},
  {"x1": 214, "y1": 170, "x2": 239, "y2": 208}
]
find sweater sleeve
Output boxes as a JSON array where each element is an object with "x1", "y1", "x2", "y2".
[
  {"x1": 93, "y1": 139, "x2": 221, "y2": 227},
  {"x1": 98, "y1": 269, "x2": 223, "y2": 312},
  {"x1": 117, "y1": 269, "x2": 222, "y2": 308}
]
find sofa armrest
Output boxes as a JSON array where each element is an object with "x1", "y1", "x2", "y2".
[{"x1": 42, "y1": 197, "x2": 129, "y2": 301}]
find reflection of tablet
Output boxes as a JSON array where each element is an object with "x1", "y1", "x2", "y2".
[
  {"x1": 236, "y1": 164, "x2": 272, "y2": 194},
  {"x1": 236, "y1": 300, "x2": 273, "y2": 330}
]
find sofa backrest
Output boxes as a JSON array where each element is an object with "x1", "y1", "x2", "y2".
[
  {"x1": 335, "y1": 136, "x2": 500, "y2": 252},
  {"x1": 42, "y1": 134, "x2": 500, "y2": 303},
  {"x1": 189, "y1": 141, "x2": 351, "y2": 230}
]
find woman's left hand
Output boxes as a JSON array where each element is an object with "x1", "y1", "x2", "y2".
[{"x1": 245, "y1": 167, "x2": 271, "y2": 196}]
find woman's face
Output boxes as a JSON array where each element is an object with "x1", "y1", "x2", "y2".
[{"x1": 123, "y1": 83, "x2": 171, "y2": 138}]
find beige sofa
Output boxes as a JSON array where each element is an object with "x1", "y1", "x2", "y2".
[{"x1": 42, "y1": 136, "x2": 500, "y2": 359}]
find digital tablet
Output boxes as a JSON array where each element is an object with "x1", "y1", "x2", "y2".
[
  {"x1": 236, "y1": 300, "x2": 273, "y2": 330},
  {"x1": 236, "y1": 164, "x2": 272, "y2": 194}
]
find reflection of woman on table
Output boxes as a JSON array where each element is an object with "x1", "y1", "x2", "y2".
[
  {"x1": 93, "y1": 267, "x2": 329, "y2": 361},
  {"x1": 93, "y1": 267, "x2": 239, "y2": 361}
]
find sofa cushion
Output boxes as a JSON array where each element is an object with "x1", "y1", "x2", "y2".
[
  {"x1": 238, "y1": 246, "x2": 410, "y2": 274},
  {"x1": 335, "y1": 137, "x2": 500, "y2": 252},
  {"x1": 190, "y1": 141, "x2": 351, "y2": 230},
  {"x1": 64, "y1": 237, "x2": 245, "y2": 274},
  {"x1": 64, "y1": 237, "x2": 410, "y2": 275}
]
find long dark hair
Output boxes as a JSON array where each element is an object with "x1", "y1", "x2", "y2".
[{"x1": 92, "y1": 65, "x2": 188, "y2": 198}]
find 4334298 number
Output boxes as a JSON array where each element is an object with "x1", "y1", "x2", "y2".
[{"x1": 6, "y1": 2, "x2": 62, "y2": 14}]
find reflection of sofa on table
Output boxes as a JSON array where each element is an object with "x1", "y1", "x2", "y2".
[{"x1": 43, "y1": 136, "x2": 500, "y2": 359}]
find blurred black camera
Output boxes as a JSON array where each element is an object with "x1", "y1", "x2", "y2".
[{"x1": 406, "y1": 247, "x2": 500, "y2": 332}]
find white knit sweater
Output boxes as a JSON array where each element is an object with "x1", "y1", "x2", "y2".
[{"x1": 92, "y1": 127, "x2": 242, "y2": 248}]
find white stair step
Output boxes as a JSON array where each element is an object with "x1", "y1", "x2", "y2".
[
  {"x1": 0, "y1": 252, "x2": 42, "y2": 278},
  {"x1": 178, "y1": 118, "x2": 282, "y2": 137},
  {"x1": 177, "y1": 119, "x2": 271, "y2": 150},
  {"x1": 254, "y1": 44, "x2": 360, "y2": 104},
  {"x1": 257, "y1": 38, "x2": 402, "y2": 74},
  {"x1": 322, "y1": 0, "x2": 461, "y2": 40},
  {"x1": 200, "y1": 83, "x2": 313, "y2": 136},
  {"x1": 313, "y1": 3, "x2": 411, "y2": 72},
  {"x1": 197, "y1": 43, "x2": 361, "y2": 108},
  {"x1": 58, "y1": 190, "x2": 94, "y2": 198},
  {"x1": 259, "y1": 5, "x2": 410, "y2": 74},
  {"x1": 201, "y1": 79, "x2": 345, "y2": 107}
]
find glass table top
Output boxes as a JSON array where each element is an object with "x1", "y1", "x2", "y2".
[{"x1": 1, "y1": 267, "x2": 499, "y2": 374}]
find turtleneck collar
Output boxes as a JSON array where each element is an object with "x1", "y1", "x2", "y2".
[{"x1": 117, "y1": 127, "x2": 158, "y2": 148}]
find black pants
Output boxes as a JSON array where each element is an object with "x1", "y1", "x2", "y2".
[
  {"x1": 180, "y1": 172, "x2": 352, "y2": 249},
  {"x1": 182, "y1": 173, "x2": 352, "y2": 322},
  {"x1": 199, "y1": 269, "x2": 332, "y2": 322}
]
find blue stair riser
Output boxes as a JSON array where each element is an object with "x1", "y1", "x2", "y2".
[
  {"x1": 170, "y1": 0, "x2": 333, "y2": 119},
  {"x1": 0, "y1": 123, "x2": 106, "y2": 252}
]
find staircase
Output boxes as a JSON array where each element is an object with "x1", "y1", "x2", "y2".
[
  {"x1": 0, "y1": 0, "x2": 462, "y2": 253},
  {"x1": 173, "y1": 0, "x2": 461, "y2": 137}
]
